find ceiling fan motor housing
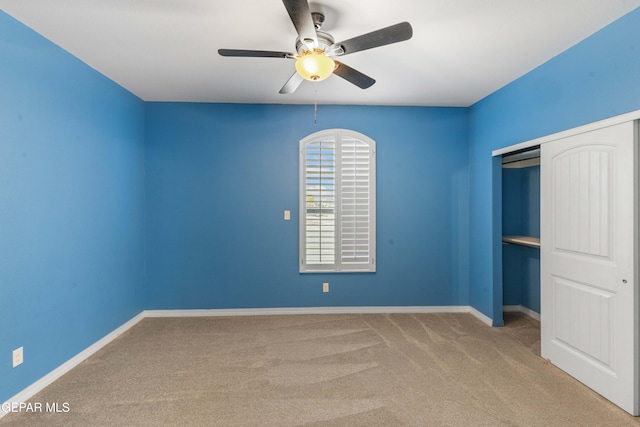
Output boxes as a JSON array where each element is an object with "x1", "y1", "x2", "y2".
[
  {"x1": 294, "y1": 13, "x2": 334, "y2": 54},
  {"x1": 296, "y1": 30, "x2": 335, "y2": 54}
]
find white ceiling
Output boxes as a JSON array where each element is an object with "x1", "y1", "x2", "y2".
[{"x1": 1, "y1": 0, "x2": 639, "y2": 106}]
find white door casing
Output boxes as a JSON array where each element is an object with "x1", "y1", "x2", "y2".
[{"x1": 541, "y1": 121, "x2": 637, "y2": 415}]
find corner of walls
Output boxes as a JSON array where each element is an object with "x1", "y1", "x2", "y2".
[
  {"x1": 453, "y1": 108, "x2": 472, "y2": 307},
  {"x1": 143, "y1": 102, "x2": 153, "y2": 311},
  {"x1": 0, "y1": 11, "x2": 146, "y2": 402}
]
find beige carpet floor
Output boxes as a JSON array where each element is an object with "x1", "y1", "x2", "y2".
[{"x1": 1, "y1": 312, "x2": 639, "y2": 426}]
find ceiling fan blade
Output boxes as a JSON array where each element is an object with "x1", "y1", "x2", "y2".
[
  {"x1": 333, "y1": 22, "x2": 413, "y2": 56},
  {"x1": 281, "y1": 0, "x2": 317, "y2": 48},
  {"x1": 333, "y1": 61, "x2": 375, "y2": 89},
  {"x1": 218, "y1": 49, "x2": 294, "y2": 59},
  {"x1": 279, "y1": 72, "x2": 305, "y2": 94}
]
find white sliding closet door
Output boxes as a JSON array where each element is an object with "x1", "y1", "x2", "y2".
[{"x1": 541, "y1": 121, "x2": 637, "y2": 415}]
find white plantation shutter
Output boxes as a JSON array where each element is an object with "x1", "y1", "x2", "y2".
[
  {"x1": 340, "y1": 136, "x2": 371, "y2": 265},
  {"x1": 304, "y1": 137, "x2": 336, "y2": 265},
  {"x1": 300, "y1": 130, "x2": 376, "y2": 272}
]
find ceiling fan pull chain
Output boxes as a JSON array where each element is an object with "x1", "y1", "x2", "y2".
[{"x1": 314, "y1": 85, "x2": 318, "y2": 126}]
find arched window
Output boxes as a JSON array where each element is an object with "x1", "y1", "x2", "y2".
[{"x1": 299, "y1": 129, "x2": 376, "y2": 272}]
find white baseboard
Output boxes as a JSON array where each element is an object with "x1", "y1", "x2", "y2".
[
  {"x1": 468, "y1": 307, "x2": 494, "y2": 326},
  {"x1": 0, "y1": 312, "x2": 145, "y2": 420},
  {"x1": 503, "y1": 305, "x2": 541, "y2": 321},
  {"x1": 2, "y1": 305, "x2": 493, "y2": 417},
  {"x1": 146, "y1": 306, "x2": 494, "y2": 326},
  {"x1": 144, "y1": 305, "x2": 480, "y2": 318}
]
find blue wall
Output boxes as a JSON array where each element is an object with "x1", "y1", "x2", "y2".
[
  {"x1": 502, "y1": 166, "x2": 540, "y2": 313},
  {"x1": 145, "y1": 103, "x2": 470, "y2": 309},
  {"x1": 0, "y1": 12, "x2": 146, "y2": 402},
  {"x1": 502, "y1": 166, "x2": 540, "y2": 238},
  {"x1": 469, "y1": 7, "x2": 640, "y2": 323}
]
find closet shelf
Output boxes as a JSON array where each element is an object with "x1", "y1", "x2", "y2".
[{"x1": 502, "y1": 235, "x2": 540, "y2": 249}]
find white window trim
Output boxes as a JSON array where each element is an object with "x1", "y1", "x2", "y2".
[{"x1": 299, "y1": 129, "x2": 376, "y2": 273}]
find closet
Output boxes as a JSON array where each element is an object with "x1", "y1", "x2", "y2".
[
  {"x1": 501, "y1": 147, "x2": 540, "y2": 320},
  {"x1": 495, "y1": 118, "x2": 638, "y2": 415}
]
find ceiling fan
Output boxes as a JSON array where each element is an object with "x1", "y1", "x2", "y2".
[{"x1": 218, "y1": 0, "x2": 413, "y2": 94}]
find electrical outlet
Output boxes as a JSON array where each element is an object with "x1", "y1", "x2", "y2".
[
  {"x1": 284, "y1": 210, "x2": 291, "y2": 220},
  {"x1": 13, "y1": 347, "x2": 23, "y2": 368},
  {"x1": 323, "y1": 282, "x2": 329, "y2": 293}
]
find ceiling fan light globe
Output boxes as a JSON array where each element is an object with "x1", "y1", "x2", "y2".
[{"x1": 295, "y1": 51, "x2": 335, "y2": 82}]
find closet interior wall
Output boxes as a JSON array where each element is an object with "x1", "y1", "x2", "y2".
[{"x1": 502, "y1": 150, "x2": 541, "y2": 317}]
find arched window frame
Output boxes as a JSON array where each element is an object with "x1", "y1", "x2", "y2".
[{"x1": 299, "y1": 129, "x2": 376, "y2": 273}]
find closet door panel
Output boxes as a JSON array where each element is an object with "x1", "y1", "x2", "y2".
[{"x1": 541, "y1": 121, "x2": 636, "y2": 415}]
